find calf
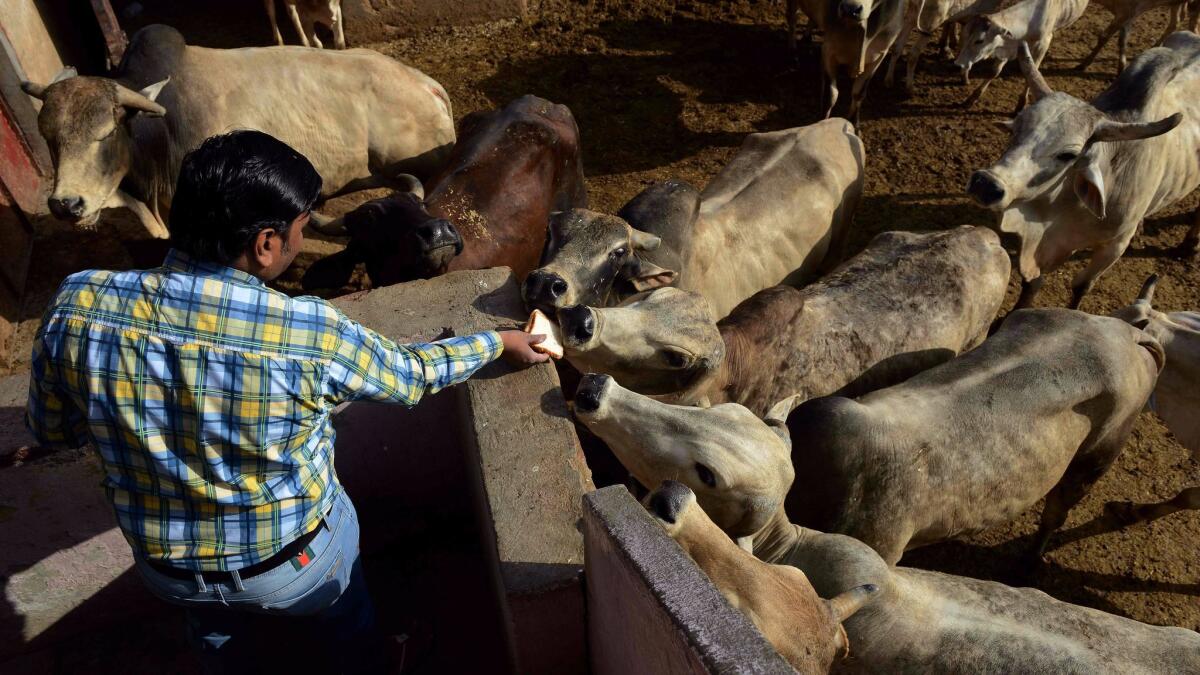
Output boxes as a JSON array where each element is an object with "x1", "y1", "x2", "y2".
[
  {"x1": 526, "y1": 119, "x2": 863, "y2": 319},
  {"x1": 1107, "y1": 274, "x2": 1200, "y2": 526},
  {"x1": 968, "y1": 36, "x2": 1200, "y2": 309},
  {"x1": 575, "y1": 378, "x2": 1200, "y2": 673},
  {"x1": 302, "y1": 95, "x2": 587, "y2": 290},
  {"x1": 558, "y1": 226, "x2": 1009, "y2": 416},
  {"x1": 265, "y1": 0, "x2": 345, "y2": 49},
  {"x1": 808, "y1": 0, "x2": 908, "y2": 121},
  {"x1": 954, "y1": 0, "x2": 1089, "y2": 109},
  {"x1": 646, "y1": 480, "x2": 878, "y2": 675},
  {"x1": 1076, "y1": 0, "x2": 1195, "y2": 73},
  {"x1": 885, "y1": 0, "x2": 1004, "y2": 92}
]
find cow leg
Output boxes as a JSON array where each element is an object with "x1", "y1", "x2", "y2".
[
  {"x1": 1106, "y1": 486, "x2": 1200, "y2": 528},
  {"x1": 1158, "y1": 4, "x2": 1182, "y2": 46},
  {"x1": 309, "y1": 25, "x2": 324, "y2": 49},
  {"x1": 286, "y1": 3, "x2": 311, "y2": 47},
  {"x1": 822, "y1": 49, "x2": 839, "y2": 119},
  {"x1": 1117, "y1": 24, "x2": 1130, "y2": 72},
  {"x1": 884, "y1": 16, "x2": 916, "y2": 88},
  {"x1": 940, "y1": 23, "x2": 957, "y2": 59},
  {"x1": 1014, "y1": 275, "x2": 1044, "y2": 309},
  {"x1": 332, "y1": 2, "x2": 346, "y2": 49},
  {"x1": 962, "y1": 59, "x2": 1002, "y2": 108},
  {"x1": 1028, "y1": 460, "x2": 1111, "y2": 565},
  {"x1": 111, "y1": 189, "x2": 169, "y2": 239},
  {"x1": 786, "y1": 0, "x2": 799, "y2": 54},
  {"x1": 1069, "y1": 234, "x2": 1132, "y2": 310},
  {"x1": 1190, "y1": 0, "x2": 1200, "y2": 32},
  {"x1": 264, "y1": 0, "x2": 285, "y2": 45},
  {"x1": 1076, "y1": 17, "x2": 1121, "y2": 72},
  {"x1": 904, "y1": 30, "x2": 936, "y2": 92}
]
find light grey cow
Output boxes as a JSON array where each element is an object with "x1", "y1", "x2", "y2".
[
  {"x1": 1107, "y1": 274, "x2": 1200, "y2": 526},
  {"x1": 885, "y1": 0, "x2": 1004, "y2": 92},
  {"x1": 1076, "y1": 0, "x2": 1197, "y2": 73},
  {"x1": 527, "y1": 119, "x2": 863, "y2": 319},
  {"x1": 557, "y1": 226, "x2": 1009, "y2": 416},
  {"x1": 577, "y1": 380, "x2": 1200, "y2": 674},
  {"x1": 968, "y1": 36, "x2": 1200, "y2": 309},
  {"x1": 20, "y1": 25, "x2": 454, "y2": 238},
  {"x1": 953, "y1": 0, "x2": 1090, "y2": 109},
  {"x1": 265, "y1": 0, "x2": 345, "y2": 49}
]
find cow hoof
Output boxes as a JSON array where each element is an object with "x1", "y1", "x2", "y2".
[
  {"x1": 1104, "y1": 500, "x2": 1140, "y2": 526},
  {"x1": 960, "y1": 98, "x2": 978, "y2": 110}
]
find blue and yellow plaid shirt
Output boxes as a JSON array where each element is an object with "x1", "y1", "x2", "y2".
[{"x1": 26, "y1": 249, "x2": 502, "y2": 571}]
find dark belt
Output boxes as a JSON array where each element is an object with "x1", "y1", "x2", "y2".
[{"x1": 147, "y1": 517, "x2": 327, "y2": 583}]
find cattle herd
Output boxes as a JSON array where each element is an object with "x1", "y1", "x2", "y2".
[{"x1": 17, "y1": 1, "x2": 1200, "y2": 672}]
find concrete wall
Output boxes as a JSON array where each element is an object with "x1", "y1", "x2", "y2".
[
  {"x1": 0, "y1": 0, "x2": 65, "y2": 86},
  {"x1": 583, "y1": 486, "x2": 796, "y2": 675}
]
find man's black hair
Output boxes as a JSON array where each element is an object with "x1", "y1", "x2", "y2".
[{"x1": 169, "y1": 130, "x2": 322, "y2": 264}]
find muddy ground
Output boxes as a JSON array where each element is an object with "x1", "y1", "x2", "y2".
[{"x1": 19, "y1": 0, "x2": 1198, "y2": 637}]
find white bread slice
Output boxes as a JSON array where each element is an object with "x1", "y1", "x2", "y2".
[{"x1": 524, "y1": 309, "x2": 564, "y2": 359}]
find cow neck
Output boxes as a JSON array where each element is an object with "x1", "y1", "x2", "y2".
[
  {"x1": 696, "y1": 323, "x2": 745, "y2": 406},
  {"x1": 751, "y1": 506, "x2": 806, "y2": 565}
]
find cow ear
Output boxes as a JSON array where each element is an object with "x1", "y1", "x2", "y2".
[
  {"x1": 993, "y1": 118, "x2": 1014, "y2": 134},
  {"x1": 301, "y1": 248, "x2": 361, "y2": 292},
  {"x1": 1073, "y1": 161, "x2": 1106, "y2": 219},
  {"x1": 139, "y1": 78, "x2": 170, "y2": 103},
  {"x1": 20, "y1": 81, "x2": 47, "y2": 100},
  {"x1": 627, "y1": 260, "x2": 677, "y2": 292}
]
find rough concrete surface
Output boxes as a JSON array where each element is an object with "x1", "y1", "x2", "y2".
[
  {"x1": 333, "y1": 266, "x2": 593, "y2": 674},
  {"x1": 340, "y1": 0, "x2": 527, "y2": 44},
  {"x1": 584, "y1": 486, "x2": 794, "y2": 675}
]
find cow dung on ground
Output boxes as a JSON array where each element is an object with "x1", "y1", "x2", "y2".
[{"x1": 16, "y1": 0, "x2": 1199, "y2": 631}]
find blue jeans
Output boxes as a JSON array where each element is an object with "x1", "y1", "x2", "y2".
[{"x1": 133, "y1": 489, "x2": 377, "y2": 674}]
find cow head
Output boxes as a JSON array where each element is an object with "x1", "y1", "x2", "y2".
[
  {"x1": 21, "y1": 69, "x2": 168, "y2": 228},
  {"x1": 573, "y1": 374, "x2": 793, "y2": 538},
  {"x1": 1112, "y1": 274, "x2": 1163, "y2": 330},
  {"x1": 558, "y1": 287, "x2": 724, "y2": 397},
  {"x1": 301, "y1": 179, "x2": 462, "y2": 291},
  {"x1": 968, "y1": 43, "x2": 1181, "y2": 217},
  {"x1": 954, "y1": 17, "x2": 1010, "y2": 74},
  {"x1": 523, "y1": 209, "x2": 676, "y2": 314}
]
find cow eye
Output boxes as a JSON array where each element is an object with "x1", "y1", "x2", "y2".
[
  {"x1": 695, "y1": 463, "x2": 717, "y2": 488},
  {"x1": 664, "y1": 350, "x2": 689, "y2": 368},
  {"x1": 610, "y1": 247, "x2": 627, "y2": 259},
  {"x1": 1056, "y1": 152, "x2": 1078, "y2": 163}
]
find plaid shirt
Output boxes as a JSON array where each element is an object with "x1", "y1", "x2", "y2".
[{"x1": 26, "y1": 249, "x2": 502, "y2": 571}]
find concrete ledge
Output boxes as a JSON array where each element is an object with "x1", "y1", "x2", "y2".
[{"x1": 583, "y1": 486, "x2": 794, "y2": 675}]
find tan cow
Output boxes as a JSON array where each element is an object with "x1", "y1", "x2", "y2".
[
  {"x1": 646, "y1": 480, "x2": 878, "y2": 674},
  {"x1": 967, "y1": 36, "x2": 1200, "y2": 309},
  {"x1": 576, "y1": 378, "x2": 1200, "y2": 673},
  {"x1": 804, "y1": 0, "x2": 908, "y2": 121},
  {"x1": 526, "y1": 119, "x2": 863, "y2": 319},
  {"x1": 884, "y1": 0, "x2": 1004, "y2": 92},
  {"x1": 265, "y1": 0, "x2": 346, "y2": 49},
  {"x1": 558, "y1": 226, "x2": 1009, "y2": 416},
  {"x1": 20, "y1": 25, "x2": 453, "y2": 238},
  {"x1": 1108, "y1": 274, "x2": 1200, "y2": 526}
]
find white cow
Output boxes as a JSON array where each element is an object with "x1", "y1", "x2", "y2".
[
  {"x1": 1076, "y1": 0, "x2": 1196, "y2": 73},
  {"x1": 967, "y1": 36, "x2": 1200, "y2": 309},
  {"x1": 954, "y1": 0, "x2": 1089, "y2": 109},
  {"x1": 885, "y1": 0, "x2": 1004, "y2": 92},
  {"x1": 20, "y1": 25, "x2": 453, "y2": 238},
  {"x1": 265, "y1": 0, "x2": 346, "y2": 49}
]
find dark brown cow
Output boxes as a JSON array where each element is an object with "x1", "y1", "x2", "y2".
[{"x1": 303, "y1": 95, "x2": 587, "y2": 290}]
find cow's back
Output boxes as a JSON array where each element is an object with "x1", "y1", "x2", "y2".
[{"x1": 684, "y1": 118, "x2": 864, "y2": 318}]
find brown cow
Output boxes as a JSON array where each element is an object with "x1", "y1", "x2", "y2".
[{"x1": 303, "y1": 95, "x2": 587, "y2": 290}]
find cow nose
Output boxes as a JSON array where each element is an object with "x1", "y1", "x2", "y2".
[
  {"x1": 649, "y1": 480, "x2": 693, "y2": 524},
  {"x1": 523, "y1": 270, "x2": 569, "y2": 309},
  {"x1": 967, "y1": 171, "x2": 1006, "y2": 206},
  {"x1": 48, "y1": 196, "x2": 86, "y2": 220},
  {"x1": 558, "y1": 305, "x2": 595, "y2": 343},
  {"x1": 574, "y1": 373, "x2": 612, "y2": 413},
  {"x1": 415, "y1": 219, "x2": 463, "y2": 254}
]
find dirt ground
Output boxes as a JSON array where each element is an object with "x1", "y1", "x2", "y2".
[{"x1": 19, "y1": 0, "x2": 1198, "y2": 636}]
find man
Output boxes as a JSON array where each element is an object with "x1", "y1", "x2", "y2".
[{"x1": 25, "y1": 130, "x2": 549, "y2": 673}]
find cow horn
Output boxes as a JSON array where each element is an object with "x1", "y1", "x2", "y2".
[
  {"x1": 1090, "y1": 113, "x2": 1183, "y2": 143},
  {"x1": 20, "y1": 81, "x2": 46, "y2": 100},
  {"x1": 51, "y1": 66, "x2": 78, "y2": 84},
  {"x1": 1135, "y1": 273, "x2": 1159, "y2": 306},
  {"x1": 1018, "y1": 42, "x2": 1053, "y2": 101},
  {"x1": 393, "y1": 174, "x2": 424, "y2": 201},
  {"x1": 629, "y1": 228, "x2": 662, "y2": 252},
  {"x1": 307, "y1": 212, "x2": 348, "y2": 236},
  {"x1": 828, "y1": 583, "x2": 879, "y2": 622},
  {"x1": 115, "y1": 82, "x2": 167, "y2": 117}
]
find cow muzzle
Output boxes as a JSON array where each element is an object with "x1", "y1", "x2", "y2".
[
  {"x1": 574, "y1": 373, "x2": 612, "y2": 414},
  {"x1": 415, "y1": 218, "x2": 463, "y2": 255},
  {"x1": 967, "y1": 170, "x2": 1007, "y2": 209},
  {"x1": 648, "y1": 480, "x2": 694, "y2": 525},
  {"x1": 48, "y1": 195, "x2": 88, "y2": 222},
  {"x1": 557, "y1": 305, "x2": 596, "y2": 347},
  {"x1": 523, "y1": 270, "x2": 570, "y2": 313}
]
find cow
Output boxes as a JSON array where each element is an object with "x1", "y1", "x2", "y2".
[
  {"x1": 265, "y1": 0, "x2": 345, "y2": 49},
  {"x1": 807, "y1": 0, "x2": 908, "y2": 121},
  {"x1": 967, "y1": 36, "x2": 1200, "y2": 310},
  {"x1": 574, "y1": 379, "x2": 1200, "y2": 674},
  {"x1": 557, "y1": 226, "x2": 1010, "y2": 416},
  {"x1": 522, "y1": 179, "x2": 698, "y2": 314},
  {"x1": 301, "y1": 95, "x2": 587, "y2": 290},
  {"x1": 1075, "y1": 0, "x2": 1195, "y2": 73},
  {"x1": 526, "y1": 119, "x2": 863, "y2": 320},
  {"x1": 19, "y1": 25, "x2": 453, "y2": 239},
  {"x1": 953, "y1": 0, "x2": 1090, "y2": 109},
  {"x1": 884, "y1": 0, "x2": 1004, "y2": 92},
  {"x1": 576, "y1": 306, "x2": 1163, "y2": 566},
  {"x1": 1106, "y1": 274, "x2": 1200, "y2": 526},
  {"x1": 646, "y1": 480, "x2": 878, "y2": 675}
]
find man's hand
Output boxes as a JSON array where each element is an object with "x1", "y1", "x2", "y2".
[{"x1": 500, "y1": 330, "x2": 551, "y2": 367}]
